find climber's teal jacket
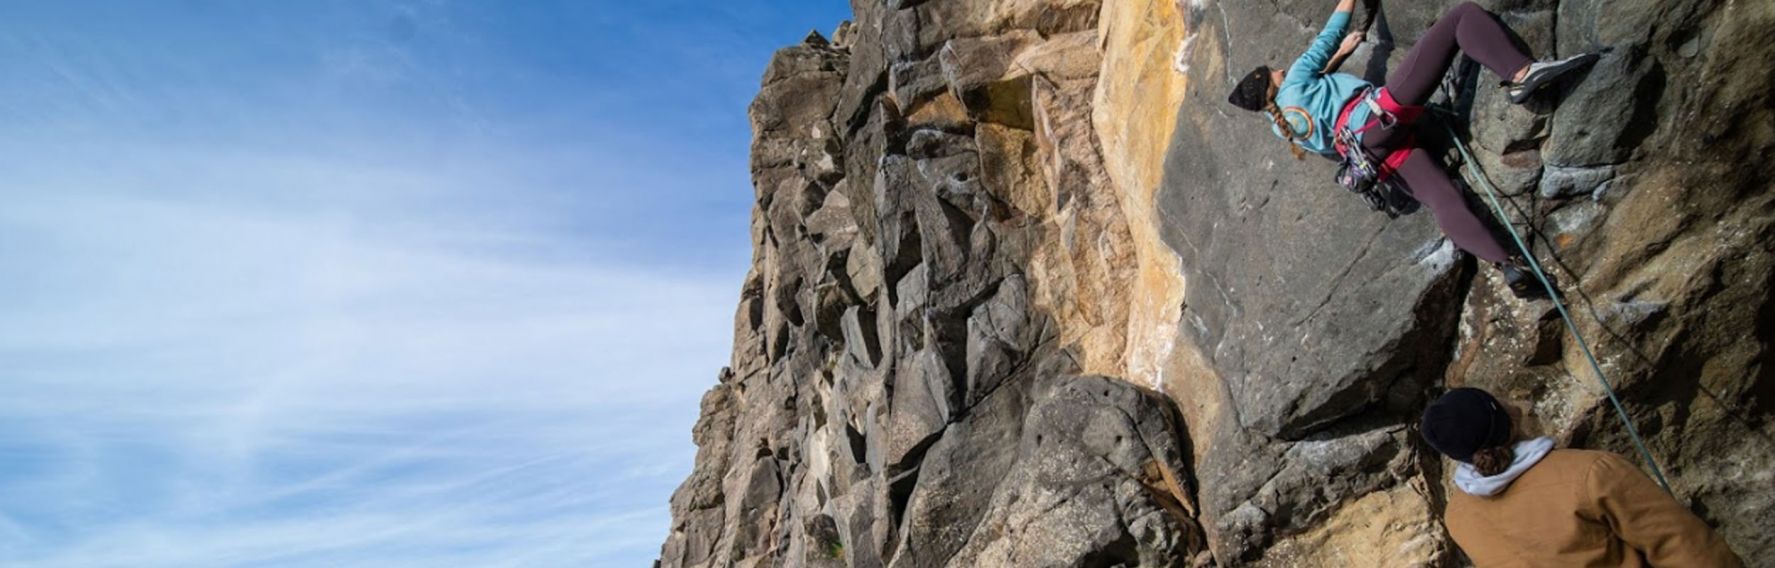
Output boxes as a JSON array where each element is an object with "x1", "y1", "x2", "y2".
[{"x1": 1272, "y1": 10, "x2": 1373, "y2": 157}]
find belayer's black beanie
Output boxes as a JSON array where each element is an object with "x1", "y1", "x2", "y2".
[
  {"x1": 1227, "y1": 66, "x2": 1272, "y2": 112},
  {"x1": 1420, "y1": 388, "x2": 1513, "y2": 463}
]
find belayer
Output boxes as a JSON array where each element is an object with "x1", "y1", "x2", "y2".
[
  {"x1": 1226, "y1": 0, "x2": 1596, "y2": 299},
  {"x1": 1421, "y1": 388, "x2": 1744, "y2": 566}
]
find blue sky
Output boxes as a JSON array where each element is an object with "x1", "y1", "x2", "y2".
[{"x1": 0, "y1": 1, "x2": 850, "y2": 566}]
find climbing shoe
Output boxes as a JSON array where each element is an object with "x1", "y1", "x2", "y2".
[
  {"x1": 1500, "y1": 262, "x2": 1554, "y2": 299},
  {"x1": 1506, "y1": 52, "x2": 1601, "y2": 104}
]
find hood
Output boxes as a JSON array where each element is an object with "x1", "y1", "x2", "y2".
[{"x1": 1453, "y1": 437, "x2": 1556, "y2": 497}]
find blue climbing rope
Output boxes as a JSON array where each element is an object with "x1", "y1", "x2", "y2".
[{"x1": 1436, "y1": 115, "x2": 1674, "y2": 493}]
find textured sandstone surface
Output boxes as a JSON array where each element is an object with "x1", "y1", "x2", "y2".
[
  {"x1": 660, "y1": 0, "x2": 1774, "y2": 566},
  {"x1": 1094, "y1": 0, "x2": 1190, "y2": 388}
]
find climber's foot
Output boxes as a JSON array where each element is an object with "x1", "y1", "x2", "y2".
[
  {"x1": 1500, "y1": 262, "x2": 1553, "y2": 299},
  {"x1": 1507, "y1": 52, "x2": 1600, "y2": 104}
]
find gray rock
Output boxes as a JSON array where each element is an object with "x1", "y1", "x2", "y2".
[
  {"x1": 936, "y1": 31, "x2": 1040, "y2": 104},
  {"x1": 965, "y1": 275, "x2": 1036, "y2": 407},
  {"x1": 846, "y1": 240, "x2": 884, "y2": 300},
  {"x1": 875, "y1": 156, "x2": 926, "y2": 294},
  {"x1": 902, "y1": 129, "x2": 973, "y2": 160},
  {"x1": 1539, "y1": 164, "x2": 1615, "y2": 199},
  {"x1": 1159, "y1": 95, "x2": 1465, "y2": 439},
  {"x1": 754, "y1": 46, "x2": 846, "y2": 142},
  {"x1": 947, "y1": 375, "x2": 1203, "y2": 566},
  {"x1": 911, "y1": 159, "x2": 977, "y2": 286},
  {"x1": 807, "y1": 184, "x2": 858, "y2": 248},
  {"x1": 830, "y1": 475, "x2": 891, "y2": 568},
  {"x1": 884, "y1": 348, "x2": 954, "y2": 475},
  {"x1": 843, "y1": 306, "x2": 883, "y2": 367},
  {"x1": 1542, "y1": 49, "x2": 1657, "y2": 167},
  {"x1": 832, "y1": 2, "x2": 886, "y2": 134},
  {"x1": 886, "y1": 362, "x2": 1030, "y2": 568},
  {"x1": 888, "y1": 56, "x2": 947, "y2": 110}
]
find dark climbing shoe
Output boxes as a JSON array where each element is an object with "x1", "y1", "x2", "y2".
[
  {"x1": 1507, "y1": 52, "x2": 1601, "y2": 104},
  {"x1": 1500, "y1": 262, "x2": 1554, "y2": 299}
]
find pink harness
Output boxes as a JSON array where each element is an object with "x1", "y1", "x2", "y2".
[{"x1": 1334, "y1": 87, "x2": 1424, "y2": 181}]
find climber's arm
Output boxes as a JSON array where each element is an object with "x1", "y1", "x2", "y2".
[
  {"x1": 1321, "y1": 30, "x2": 1365, "y2": 74},
  {"x1": 1583, "y1": 453, "x2": 1745, "y2": 567},
  {"x1": 1286, "y1": 0, "x2": 1359, "y2": 84}
]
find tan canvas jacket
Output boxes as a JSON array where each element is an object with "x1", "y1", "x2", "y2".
[{"x1": 1445, "y1": 449, "x2": 1742, "y2": 567}]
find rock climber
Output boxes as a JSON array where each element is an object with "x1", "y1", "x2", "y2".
[
  {"x1": 1420, "y1": 388, "x2": 1744, "y2": 566},
  {"x1": 1224, "y1": 0, "x2": 1596, "y2": 299}
]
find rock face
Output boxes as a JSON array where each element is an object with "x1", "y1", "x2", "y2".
[
  {"x1": 658, "y1": 2, "x2": 1206, "y2": 567},
  {"x1": 661, "y1": 0, "x2": 1775, "y2": 566}
]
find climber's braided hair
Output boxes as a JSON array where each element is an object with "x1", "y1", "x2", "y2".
[{"x1": 1228, "y1": 66, "x2": 1306, "y2": 161}]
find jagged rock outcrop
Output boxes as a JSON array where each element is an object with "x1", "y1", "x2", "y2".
[
  {"x1": 658, "y1": 2, "x2": 1206, "y2": 566},
  {"x1": 662, "y1": 0, "x2": 1774, "y2": 565}
]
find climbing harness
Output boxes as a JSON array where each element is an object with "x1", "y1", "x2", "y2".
[
  {"x1": 1435, "y1": 107, "x2": 1675, "y2": 493},
  {"x1": 1332, "y1": 138, "x2": 1410, "y2": 217},
  {"x1": 1332, "y1": 87, "x2": 1418, "y2": 218}
]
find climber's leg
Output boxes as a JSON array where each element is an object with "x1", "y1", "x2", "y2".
[
  {"x1": 1391, "y1": 147, "x2": 1513, "y2": 264},
  {"x1": 1385, "y1": 2, "x2": 1533, "y2": 106}
]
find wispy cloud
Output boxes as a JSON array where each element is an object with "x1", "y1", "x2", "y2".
[{"x1": 0, "y1": 164, "x2": 735, "y2": 566}]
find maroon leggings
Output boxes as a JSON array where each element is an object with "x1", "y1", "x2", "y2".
[{"x1": 1359, "y1": 2, "x2": 1532, "y2": 264}]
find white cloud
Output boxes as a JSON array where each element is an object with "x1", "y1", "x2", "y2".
[{"x1": 0, "y1": 154, "x2": 735, "y2": 566}]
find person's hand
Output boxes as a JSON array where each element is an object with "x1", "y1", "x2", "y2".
[{"x1": 1339, "y1": 31, "x2": 1365, "y2": 54}]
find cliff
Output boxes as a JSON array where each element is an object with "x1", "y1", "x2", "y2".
[{"x1": 659, "y1": 0, "x2": 1775, "y2": 566}]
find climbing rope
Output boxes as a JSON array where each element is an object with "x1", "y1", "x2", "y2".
[{"x1": 1435, "y1": 111, "x2": 1674, "y2": 493}]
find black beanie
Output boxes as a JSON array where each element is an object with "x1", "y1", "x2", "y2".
[
  {"x1": 1420, "y1": 388, "x2": 1513, "y2": 463},
  {"x1": 1227, "y1": 66, "x2": 1272, "y2": 112}
]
